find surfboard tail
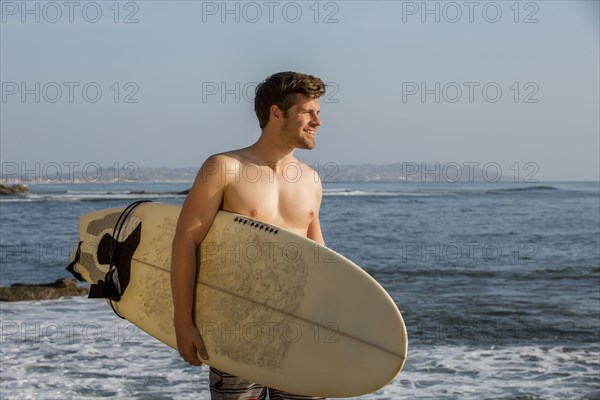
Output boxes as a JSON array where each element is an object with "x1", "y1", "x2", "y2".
[{"x1": 66, "y1": 201, "x2": 147, "y2": 302}]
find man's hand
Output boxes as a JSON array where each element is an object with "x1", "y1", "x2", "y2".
[{"x1": 175, "y1": 320, "x2": 209, "y2": 366}]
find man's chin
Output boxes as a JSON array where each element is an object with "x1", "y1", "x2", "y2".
[{"x1": 299, "y1": 143, "x2": 316, "y2": 150}]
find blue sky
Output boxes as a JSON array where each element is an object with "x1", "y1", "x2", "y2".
[{"x1": 1, "y1": 0, "x2": 598, "y2": 181}]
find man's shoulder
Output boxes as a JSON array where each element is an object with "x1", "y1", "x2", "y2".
[
  {"x1": 192, "y1": 153, "x2": 242, "y2": 186},
  {"x1": 203, "y1": 151, "x2": 246, "y2": 168}
]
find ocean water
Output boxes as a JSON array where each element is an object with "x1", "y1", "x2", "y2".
[{"x1": 1, "y1": 181, "x2": 599, "y2": 399}]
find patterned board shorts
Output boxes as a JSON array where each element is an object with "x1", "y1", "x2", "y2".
[{"x1": 209, "y1": 367, "x2": 325, "y2": 400}]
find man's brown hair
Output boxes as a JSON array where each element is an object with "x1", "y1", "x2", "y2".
[{"x1": 254, "y1": 72, "x2": 326, "y2": 129}]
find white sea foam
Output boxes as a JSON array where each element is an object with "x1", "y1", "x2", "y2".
[
  {"x1": 1, "y1": 297, "x2": 598, "y2": 399},
  {"x1": 323, "y1": 189, "x2": 432, "y2": 197}
]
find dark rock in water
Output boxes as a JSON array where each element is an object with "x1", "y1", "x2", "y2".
[
  {"x1": 0, "y1": 278, "x2": 88, "y2": 301},
  {"x1": 178, "y1": 188, "x2": 190, "y2": 195},
  {"x1": 0, "y1": 183, "x2": 29, "y2": 196}
]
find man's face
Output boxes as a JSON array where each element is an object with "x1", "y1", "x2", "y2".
[{"x1": 280, "y1": 95, "x2": 321, "y2": 150}]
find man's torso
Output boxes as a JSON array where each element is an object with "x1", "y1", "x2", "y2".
[{"x1": 214, "y1": 151, "x2": 320, "y2": 237}]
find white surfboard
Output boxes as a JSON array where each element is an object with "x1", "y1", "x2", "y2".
[{"x1": 70, "y1": 202, "x2": 407, "y2": 397}]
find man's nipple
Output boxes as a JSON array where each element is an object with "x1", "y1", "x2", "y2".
[{"x1": 250, "y1": 209, "x2": 258, "y2": 218}]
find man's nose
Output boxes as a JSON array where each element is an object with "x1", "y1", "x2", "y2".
[{"x1": 312, "y1": 114, "x2": 321, "y2": 126}]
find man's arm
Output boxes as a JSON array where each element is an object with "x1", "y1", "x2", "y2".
[
  {"x1": 307, "y1": 180, "x2": 325, "y2": 245},
  {"x1": 171, "y1": 155, "x2": 227, "y2": 366}
]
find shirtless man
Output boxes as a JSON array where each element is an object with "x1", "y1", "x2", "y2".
[{"x1": 170, "y1": 72, "x2": 327, "y2": 399}]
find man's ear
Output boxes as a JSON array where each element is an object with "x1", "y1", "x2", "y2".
[{"x1": 269, "y1": 104, "x2": 283, "y2": 121}]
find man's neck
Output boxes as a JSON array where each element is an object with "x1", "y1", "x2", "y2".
[{"x1": 248, "y1": 132, "x2": 296, "y2": 169}]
